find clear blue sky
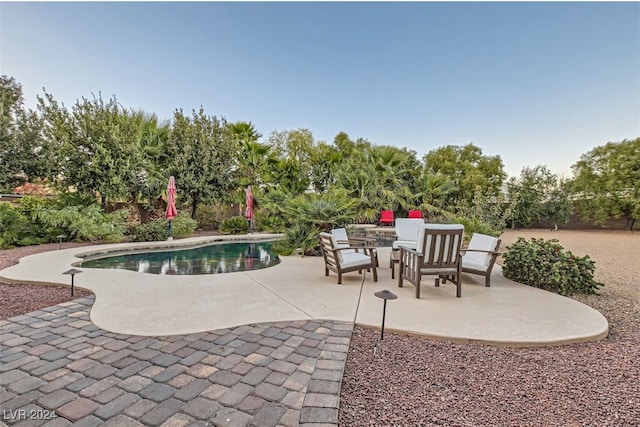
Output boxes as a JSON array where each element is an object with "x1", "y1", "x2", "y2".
[{"x1": 1, "y1": 2, "x2": 638, "y2": 178}]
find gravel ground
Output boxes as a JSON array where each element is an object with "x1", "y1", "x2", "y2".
[
  {"x1": 339, "y1": 229, "x2": 640, "y2": 426},
  {"x1": 1, "y1": 231, "x2": 639, "y2": 426},
  {"x1": 0, "y1": 242, "x2": 94, "y2": 320}
]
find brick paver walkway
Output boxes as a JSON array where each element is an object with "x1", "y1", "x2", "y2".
[{"x1": 0, "y1": 297, "x2": 352, "y2": 426}]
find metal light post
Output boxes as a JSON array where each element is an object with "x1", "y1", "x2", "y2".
[
  {"x1": 62, "y1": 268, "x2": 82, "y2": 297},
  {"x1": 56, "y1": 235, "x2": 66, "y2": 250},
  {"x1": 373, "y1": 289, "x2": 397, "y2": 357},
  {"x1": 374, "y1": 289, "x2": 398, "y2": 341}
]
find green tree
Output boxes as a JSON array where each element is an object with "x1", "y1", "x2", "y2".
[
  {"x1": 423, "y1": 143, "x2": 506, "y2": 207},
  {"x1": 570, "y1": 138, "x2": 640, "y2": 230},
  {"x1": 415, "y1": 171, "x2": 458, "y2": 218},
  {"x1": 267, "y1": 129, "x2": 315, "y2": 194},
  {"x1": 507, "y1": 165, "x2": 569, "y2": 229},
  {"x1": 333, "y1": 144, "x2": 419, "y2": 222},
  {"x1": 170, "y1": 107, "x2": 237, "y2": 219},
  {"x1": 125, "y1": 111, "x2": 172, "y2": 223},
  {"x1": 37, "y1": 91, "x2": 141, "y2": 206},
  {"x1": 0, "y1": 76, "x2": 48, "y2": 191},
  {"x1": 308, "y1": 141, "x2": 341, "y2": 192}
]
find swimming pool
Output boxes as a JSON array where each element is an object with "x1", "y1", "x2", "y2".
[{"x1": 80, "y1": 241, "x2": 280, "y2": 275}]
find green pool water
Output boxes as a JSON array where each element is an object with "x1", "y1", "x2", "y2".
[{"x1": 80, "y1": 241, "x2": 280, "y2": 275}]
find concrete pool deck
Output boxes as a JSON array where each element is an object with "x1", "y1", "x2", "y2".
[{"x1": 0, "y1": 234, "x2": 608, "y2": 347}]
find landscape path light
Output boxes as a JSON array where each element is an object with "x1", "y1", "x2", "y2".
[
  {"x1": 373, "y1": 289, "x2": 397, "y2": 356},
  {"x1": 56, "y1": 235, "x2": 66, "y2": 250},
  {"x1": 62, "y1": 268, "x2": 82, "y2": 297}
]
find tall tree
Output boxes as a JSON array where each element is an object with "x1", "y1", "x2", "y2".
[
  {"x1": 267, "y1": 129, "x2": 314, "y2": 195},
  {"x1": 423, "y1": 143, "x2": 506, "y2": 207},
  {"x1": 125, "y1": 111, "x2": 172, "y2": 223},
  {"x1": 308, "y1": 141, "x2": 341, "y2": 192},
  {"x1": 0, "y1": 76, "x2": 48, "y2": 191},
  {"x1": 228, "y1": 121, "x2": 276, "y2": 188},
  {"x1": 170, "y1": 107, "x2": 237, "y2": 218},
  {"x1": 333, "y1": 144, "x2": 419, "y2": 222},
  {"x1": 507, "y1": 165, "x2": 570, "y2": 229},
  {"x1": 37, "y1": 91, "x2": 141, "y2": 206},
  {"x1": 570, "y1": 138, "x2": 640, "y2": 230}
]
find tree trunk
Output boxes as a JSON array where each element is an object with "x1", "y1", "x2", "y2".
[
  {"x1": 625, "y1": 217, "x2": 636, "y2": 231},
  {"x1": 191, "y1": 198, "x2": 199, "y2": 220},
  {"x1": 132, "y1": 192, "x2": 151, "y2": 224}
]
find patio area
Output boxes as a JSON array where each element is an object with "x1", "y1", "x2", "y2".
[
  {"x1": 0, "y1": 234, "x2": 613, "y2": 425},
  {"x1": 0, "y1": 234, "x2": 608, "y2": 346}
]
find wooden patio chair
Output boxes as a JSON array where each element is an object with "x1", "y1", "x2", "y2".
[
  {"x1": 397, "y1": 224, "x2": 464, "y2": 298},
  {"x1": 319, "y1": 232, "x2": 378, "y2": 284}
]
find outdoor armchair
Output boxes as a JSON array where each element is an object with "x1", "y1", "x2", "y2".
[
  {"x1": 332, "y1": 228, "x2": 378, "y2": 266},
  {"x1": 319, "y1": 232, "x2": 378, "y2": 284},
  {"x1": 461, "y1": 233, "x2": 502, "y2": 287},
  {"x1": 408, "y1": 210, "x2": 423, "y2": 219},
  {"x1": 397, "y1": 224, "x2": 464, "y2": 298}
]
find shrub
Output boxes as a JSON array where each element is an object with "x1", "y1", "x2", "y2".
[
  {"x1": 131, "y1": 220, "x2": 167, "y2": 242},
  {"x1": 273, "y1": 223, "x2": 320, "y2": 256},
  {"x1": 502, "y1": 237, "x2": 603, "y2": 296},
  {"x1": 284, "y1": 189, "x2": 357, "y2": 232},
  {"x1": 10, "y1": 197, "x2": 129, "y2": 244},
  {"x1": 194, "y1": 204, "x2": 230, "y2": 230},
  {"x1": 219, "y1": 216, "x2": 249, "y2": 234},
  {"x1": 0, "y1": 203, "x2": 36, "y2": 248},
  {"x1": 171, "y1": 213, "x2": 198, "y2": 237},
  {"x1": 131, "y1": 213, "x2": 197, "y2": 241}
]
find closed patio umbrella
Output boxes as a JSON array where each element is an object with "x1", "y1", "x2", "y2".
[
  {"x1": 245, "y1": 185, "x2": 254, "y2": 233},
  {"x1": 166, "y1": 176, "x2": 177, "y2": 240}
]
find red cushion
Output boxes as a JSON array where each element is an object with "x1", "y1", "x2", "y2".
[{"x1": 408, "y1": 210, "x2": 422, "y2": 218}]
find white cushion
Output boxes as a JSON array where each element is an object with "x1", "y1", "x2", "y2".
[
  {"x1": 464, "y1": 233, "x2": 499, "y2": 267},
  {"x1": 341, "y1": 252, "x2": 373, "y2": 269},
  {"x1": 394, "y1": 218, "x2": 424, "y2": 242},
  {"x1": 331, "y1": 228, "x2": 355, "y2": 257},
  {"x1": 462, "y1": 258, "x2": 486, "y2": 272}
]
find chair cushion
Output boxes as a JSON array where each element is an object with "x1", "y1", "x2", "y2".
[
  {"x1": 465, "y1": 233, "x2": 499, "y2": 267},
  {"x1": 341, "y1": 252, "x2": 373, "y2": 269},
  {"x1": 331, "y1": 228, "x2": 355, "y2": 255},
  {"x1": 394, "y1": 218, "x2": 424, "y2": 242},
  {"x1": 462, "y1": 258, "x2": 486, "y2": 272}
]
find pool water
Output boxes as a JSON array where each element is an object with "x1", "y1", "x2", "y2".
[{"x1": 80, "y1": 241, "x2": 280, "y2": 275}]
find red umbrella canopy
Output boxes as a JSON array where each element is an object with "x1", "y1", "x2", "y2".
[
  {"x1": 165, "y1": 176, "x2": 177, "y2": 220},
  {"x1": 245, "y1": 185, "x2": 254, "y2": 220}
]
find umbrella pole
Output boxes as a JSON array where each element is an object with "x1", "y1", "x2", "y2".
[{"x1": 168, "y1": 220, "x2": 173, "y2": 241}]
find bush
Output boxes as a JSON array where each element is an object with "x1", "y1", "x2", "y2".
[
  {"x1": 502, "y1": 237, "x2": 603, "y2": 296},
  {"x1": 273, "y1": 223, "x2": 320, "y2": 256},
  {"x1": 6, "y1": 197, "x2": 129, "y2": 245},
  {"x1": 194, "y1": 204, "x2": 231, "y2": 230},
  {"x1": 131, "y1": 213, "x2": 197, "y2": 242},
  {"x1": 219, "y1": 216, "x2": 249, "y2": 234},
  {"x1": 131, "y1": 220, "x2": 168, "y2": 242},
  {"x1": 171, "y1": 213, "x2": 198, "y2": 237},
  {"x1": 0, "y1": 203, "x2": 36, "y2": 248}
]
